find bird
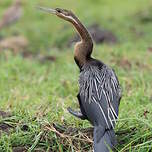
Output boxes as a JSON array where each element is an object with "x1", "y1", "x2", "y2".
[
  {"x1": 0, "y1": 0, "x2": 22, "y2": 31},
  {"x1": 38, "y1": 7, "x2": 122, "y2": 152}
]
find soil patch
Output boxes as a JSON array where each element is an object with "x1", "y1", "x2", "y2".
[
  {"x1": 0, "y1": 123, "x2": 12, "y2": 133},
  {"x1": 0, "y1": 110, "x2": 11, "y2": 118},
  {"x1": 38, "y1": 55, "x2": 57, "y2": 63},
  {"x1": 148, "y1": 47, "x2": 152, "y2": 52},
  {"x1": 0, "y1": 110, "x2": 12, "y2": 135},
  {"x1": 12, "y1": 147, "x2": 27, "y2": 152}
]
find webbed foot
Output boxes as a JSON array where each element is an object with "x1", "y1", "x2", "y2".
[{"x1": 67, "y1": 107, "x2": 86, "y2": 120}]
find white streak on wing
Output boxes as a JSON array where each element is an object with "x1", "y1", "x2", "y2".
[
  {"x1": 109, "y1": 85, "x2": 113, "y2": 101},
  {"x1": 106, "y1": 80, "x2": 113, "y2": 101},
  {"x1": 104, "y1": 91, "x2": 115, "y2": 127},
  {"x1": 100, "y1": 73, "x2": 105, "y2": 83},
  {"x1": 105, "y1": 81, "x2": 118, "y2": 120},
  {"x1": 100, "y1": 75, "x2": 118, "y2": 127},
  {"x1": 96, "y1": 75, "x2": 101, "y2": 83},
  {"x1": 101, "y1": 77, "x2": 106, "y2": 86},
  {"x1": 106, "y1": 89, "x2": 110, "y2": 105},
  {"x1": 102, "y1": 89, "x2": 110, "y2": 107},
  {"x1": 112, "y1": 76, "x2": 118, "y2": 88},
  {"x1": 88, "y1": 79, "x2": 93, "y2": 103},
  {"x1": 92, "y1": 96, "x2": 110, "y2": 129},
  {"x1": 99, "y1": 87, "x2": 103, "y2": 100},
  {"x1": 84, "y1": 81, "x2": 89, "y2": 101},
  {"x1": 94, "y1": 79, "x2": 100, "y2": 100},
  {"x1": 111, "y1": 79, "x2": 117, "y2": 93},
  {"x1": 109, "y1": 103, "x2": 118, "y2": 119},
  {"x1": 108, "y1": 108, "x2": 114, "y2": 129},
  {"x1": 109, "y1": 107, "x2": 117, "y2": 125},
  {"x1": 79, "y1": 65, "x2": 120, "y2": 129},
  {"x1": 112, "y1": 75, "x2": 118, "y2": 85}
]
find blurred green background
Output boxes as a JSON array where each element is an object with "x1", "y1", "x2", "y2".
[{"x1": 0, "y1": 0, "x2": 152, "y2": 151}]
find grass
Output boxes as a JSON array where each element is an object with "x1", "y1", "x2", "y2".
[{"x1": 0, "y1": 0, "x2": 152, "y2": 151}]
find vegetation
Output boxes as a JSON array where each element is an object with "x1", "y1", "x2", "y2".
[{"x1": 0, "y1": 0, "x2": 152, "y2": 151}]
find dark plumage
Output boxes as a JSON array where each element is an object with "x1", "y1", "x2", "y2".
[
  {"x1": 69, "y1": 59, "x2": 121, "y2": 151},
  {"x1": 38, "y1": 7, "x2": 122, "y2": 152},
  {"x1": 79, "y1": 60, "x2": 121, "y2": 150}
]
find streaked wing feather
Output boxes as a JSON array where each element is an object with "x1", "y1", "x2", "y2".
[{"x1": 79, "y1": 65, "x2": 122, "y2": 129}]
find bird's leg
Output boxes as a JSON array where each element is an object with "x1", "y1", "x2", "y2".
[
  {"x1": 67, "y1": 93, "x2": 87, "y2": 120},
  {"x1": 67, "y1": 107, "x2": 86, "y2": 120}
]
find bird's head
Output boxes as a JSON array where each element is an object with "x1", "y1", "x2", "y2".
[{"x1": 37, "y1": 7, "x2": 77, "y2": 23}]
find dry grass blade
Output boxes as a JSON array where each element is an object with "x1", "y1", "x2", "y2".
[{"x1": 43, "y1": 123, "x2": 93, "y2": 143}]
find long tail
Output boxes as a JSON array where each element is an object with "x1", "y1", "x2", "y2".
[{"x1": 93, "y1": 126, "x2": 117, "y2": 152}]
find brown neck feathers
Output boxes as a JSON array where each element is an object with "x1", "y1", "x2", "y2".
[{"x1": 69, "y1": 15, "x2": 93, "y2": 69}]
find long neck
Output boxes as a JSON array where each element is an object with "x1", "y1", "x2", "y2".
[
  {"x1": 71, "y1": 16, "x2": 92, "y2": 42},
  {"x1": 69, "y1": 15, "x2": 93, "y2": 69}
]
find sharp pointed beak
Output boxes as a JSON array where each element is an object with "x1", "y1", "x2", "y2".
[{"x1": 37, "y1": 6, "x2": 57, "y2": 15}]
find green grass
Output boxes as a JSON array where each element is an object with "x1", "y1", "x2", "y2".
[{"x1": 0, "y1": 0, "x2": 152, "y2": 151}]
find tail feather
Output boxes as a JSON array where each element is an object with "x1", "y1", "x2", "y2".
[{"x1": 93, "y1": 126, "x2": 116, "y2": 152}]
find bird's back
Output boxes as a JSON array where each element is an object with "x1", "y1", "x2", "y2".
[{"x1": 79, "y1": 58, "x2": 122, "y2": 129}]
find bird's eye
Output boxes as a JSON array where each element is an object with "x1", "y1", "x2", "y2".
[
  {"x1": 56, "y1": 8, "x2": 62, "y2": 13},
  {"x1": 57, "y1": 10, "x2": 61, "y2": 13}
]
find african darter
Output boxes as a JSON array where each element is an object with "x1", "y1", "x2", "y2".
[{"x1": 38, "y1": 7, "x2": 122, "y2": 152}]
